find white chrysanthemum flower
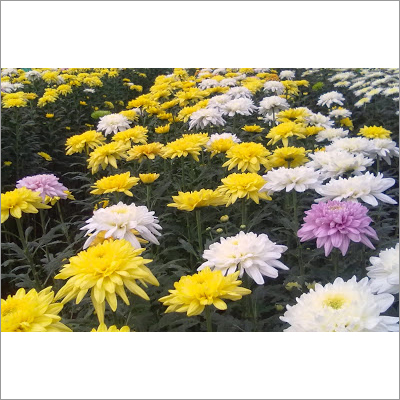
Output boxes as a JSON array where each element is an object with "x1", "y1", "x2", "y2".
[
  {"x1": 370, "y1": 139, "x2": 399, "y2": 165},
  {"x1": 349, "y1": 80, "x2": 366, "y2": 90},
  {"x1": 317, "y1": 91, "x2": 345, "y2": 108},
  {"x1": 226, "y1": 86, "x2": 252, "y2": 99},
  {"x1": 263, "y1": 81, "x2": 285, "y2": 95},
  {"x1": 325, "y1": 137, "x2": 376, "y2": 157},
  {"x1": 81, "y1": 202, "x2": 162, "y2": 249},
  {"x1": 97, "y1": 113, "x2": 131, "y2": 136},
  {"x1": 222, "y1": 98, "x2": 257, "y2": 117},
  {"x1": 328, "y1": 108, "x2": 352, "y2": 119},
  {"x1": 334, "y1": 81, "x2": 350, "y2": 88},
  {"x1": 84, "y1": 88, "x2": 96, "y2": 93},
  {"x1": 198, "y1": 231, "x2": 288, "y2": 285},
  {"x1": 219, "y1": 78, "x2": 237, "y2": 87},
  {"x1": 305, "y1": 112, "x2": 334, "y2": 129},
  {"x1": 258, "y1": 96, "x2": 289, "y2": 115},
  {"x1": 198, "y1": 79, "x2": 219, "y2": 90},
  {"x1": 307, "y1": 150, "x2": 374, "y2": 179},
  {"x1": 206, "y1": 132, "x2": 241, "y2": 147},
  {"x1": 354, "y1": 87, "x2": 372, "y2": 97},
  {"x1": 254, "y1": 68, "x2": 270, "y2": 73},
  {"x1": 315, "y1": 172, "x2": 397, "y2": 206},
  {"x1": 328, "y1": 72, "x2": 356, "y2": 82},
  {"x1": 1, "y1": 68, "x2": 18, "y2": 76},
  {"x1": 212, "y1": 68, "x2": 226, "y2": 75},
  {"x1": 261, "y1": 166, "x2": 322, "y2": 194},
  {"x1": 315, "y1": 128, "x2": 349, "y2": 142},
  {"x1": 383, "y1": 87, "x2": 399, "y2": 96},
  {"x1": 188, "y1": 107, "x2": 226, "y2": 130},
  {"x1": 207, "y1": 94, "x2": 232, "y2": 110},
  {"x1": 25, "y1": 70, "x2": 42, "y2": 80},
  {"x1": 1, "y1": 81, "x2": 16, "y2": 93},
  {"x1": 366, "y1": 88, "x2": 383, "y2": 98},
  {"x1": 279, "y1": 70, "x2": 295, "y2": 80},
  {"x1": 280, "y1": 276, "x2": 399, "y2": 332},
  {"x1": 367, "y1": 244, "x2": 399, "y2": 295},
  {"x1": 263, "y1": 112, "x2": 278, "y2": 126}
]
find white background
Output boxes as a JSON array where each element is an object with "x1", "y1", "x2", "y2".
[{"x1": 1, "y1": 1, "x2": 399, "y2": 399}]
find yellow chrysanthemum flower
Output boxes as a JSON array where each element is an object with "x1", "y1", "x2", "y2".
[
  {"x1": 175, "y1": 88, "x2": 205, "y2": 106},
  {"x1": 281, "y1": 80, "x2": 299, "y2": 96},
  {"x1": 217, "y1": 173, "x2": 271, "y2": 206},
  {"x1": 112, "y1": 126, "x2": 148, "y2": 145},
  {"x1": 206, "y1": 138, "x2": 237, "y2": 157},
  {"x1": 139, "y1": 173, "x2": 160, "y2": 184},
  {"x1": 266, "y1": 122, "x2": 307, "y2": 147},
  {"x1": 168, "y1": 189, "x2": 226, "y2": 211},
  {"x1": 276, "y1": 108, "x2": 310, "y2": 124},
  {"x1": 87, "y1": 142, "x2": 129, "y2": 174},
  {"x1": 126, "y1": 142, "x2": 165, "y2": 162},
  {"x1": 91, "y1": 323, "x2": 130, "y2": 332},
  {"x1": 44, "y1": 190, "x2": 74, "y2": 206},
  {"x1": 155, "y1": 123, "x2": 171, "y2": 134},
  {"x1": 45, "y1": 113, "x2": 54, "y2": 118},
  {"x1": 57, "y1": 84, "x2": 73, "y2": 96},
  {"x1": 119, "y1": 110, "x2": 138, "y2": 122},
  {"x1": 162, "y1": 136, "x2": 203, "y2": 161},
  {"x1": 83, "y1": 76, "x2": 103, "y2": 87},
  {"x1": 160, "y1": 99, "x2": 179, "y2": 110},
  {"x1": 1, "y1": 287, "x2": 71, "y2": 332},
  {"x1": 242, "y1": 125, "x2": 263, "y2": 133},
  {"x1": 42, "y1": 71, "x2": 60, "y2": 84},
  {"x1": 65, "y1": 130, "x2": 106, "y2": 155},
  {"x1": 358, "y1": 125, "x2": 391, "y2": 139},
  {"x1": 90, "y1": 172, "x2": 139, "y2": 196},
  {"x1": 304, "y1": 126, "x2": 324, "y2": 137},
  {"x1": 159, "y1": 267, "x2": 251, "y2": 317},
  {"x1": 1, "y1": 187, "x2": 51, "y2": 223},
  {"x1": 37, "y1": 152, "x2": 52, "y2": 161},
  {"x1": 268, "y1": 146, "x2": 308, "y2": 168},
  {"x1": 339, "y1": 117, "x2": 354, "y2": 131},
  {"x1": 176, "y1": 105, "x2": 202, "y2": 122},
  {"x1": 54, "y1": 239, "x2": 159, "y2": 324},
  {"x1": 223, "y1": 142, "x2": 270, "y2": 173}
]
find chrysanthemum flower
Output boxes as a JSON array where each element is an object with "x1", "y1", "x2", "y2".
[
  {"x1": 370, "y1": 139, "x2": 399, "y2": 165},
  {"x1": 139, "y1": 173, "x2": 160, "y2": 184},
  {"x1": 112, "y1": 126, "x2": 148, "y2": 145},
  {"x1": 1, "y1": 187, "x2": 51, "y2": 223},
  {"x1": 119, "y1": 109, "x2": 138, "y2": 122},
  {"x1": 168, "y1": 189, "x2": 226, "y2": 211},
  {"x1": 358, "y1": 125, "x2": 391, "y2": 139},
  {"x1": 258, "y1": 96, "x2": 289, "y2": 115},
  {"x1": 1, "y1": 287, "x2": 71, "y2": 332},
  {"x1": 81, "y1": 202, "x2": 162, "y2": 249},
  {"x1": 188, "y1": 107, "x2": 226, "y2": 130},
  {"x1": 367, "y1": 243, "x2": 399, "y2": 295},
  {"x1": 268, "y1": 146, "x2": 309, "y2": 168},
  {"x1": 276, "y1": 108, "x2": 310, "y2": 124},
  {"x1": 162, "y1": 136, "x2": 204, "y2": 161},
  {"x1": 199, "y1": 231, "x2": 288, "y2": 284},
  {"x1": 221, "y1": 98, "x2": 257, "y2": 117},
  {"x1": 325, "y1": 137, "x2": 375, "y2": 157},
  {"x1": 223, "y1": 142, "x2": 270, "y2": 173},
  {"x1": 90, "y1": 172, "x2": 139, "y2": 196},
  {"x1": 159, "y1": 267, "x2": 251, "y2": 317},
  {"x1": 315, "y1": 172, "x2": 397, "y2": 206},
  {"x1": 317, "y1": 91, "x2": 345, "y2": 108},
  {"x1": 87, "y1": 142, "x2": 129, "y2": 174},
  {"x1": 279, "y1": 70, "x2": 295, "y2": 80},
  {"x1": 226, "y1": 86, "x2": 252, "y2": 98},
  {"x1": 65, "y1": 130, "x2": 106, "y2": 155},
  {"x1": 126, "y1": 142, "x2": 165, "y2": 162},
  {"x1": 205, "y1": 133, "x2": 240, "y2": 157},
  {"x1": 154, "y1": 123, "x2": 171, "y2": 134},
  {"x1": 16, "y1": 174, "x2": 68, "y2": 201},
  {"x1": 305, "y1": 112, "x2": 334, "y2": 129},
  {"x1": 55, "y1": 239, "x2": 159, "y2": 323},
  {"x1": 261, "y1": 166, "x2": 321, "y2": 194},
  {"x1": 298, "y1": 200, "x2": 378, "y2": 256},
  {"x1": 97, "y1": 113, "x2": 131, "y2": 136},
  {"x1": 307, "y1": 150, "x2": 374, "y2": 179},
  {"x1": 218, "y1": 173, "x2": 271, "y2": 206},
  {"x1": 266, "y1": 122, "x2": 306, "y2": 147},
  {"x1": 263, "y1": 81, "x2": 285, "y2": 95},
  {"x1": 241, "y1": 125, "x2": 263, "y2": 133},
  {"x1": 329, "y1": 107, "x2": 352, "y2": 119},
  {"x1": 315, "y1": 128, "x2": 349, "y2": 142},
  {"x1": 91, "y1": 323, "x2": 130, "y2": 332},
  {"x1": 280, "y1": 276, "x2": 399, "y2": 332}
]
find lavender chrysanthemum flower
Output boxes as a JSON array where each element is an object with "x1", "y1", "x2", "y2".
[
  {"x1": 297, "y1": 200, "x2": 378, "y2": 256},
  {"x1": 16, "y1": 174, "x2": 68, "y2": 201}
]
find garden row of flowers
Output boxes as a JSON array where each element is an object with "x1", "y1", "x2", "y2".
[{"x1": 1, "y1": 67, "x2": 399, "y2": 332}]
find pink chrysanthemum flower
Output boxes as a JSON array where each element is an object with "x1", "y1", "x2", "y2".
[
  {"x1": 16, "y1": 174, "x2": 68, "y2": 201},
  {"x1": 297, "y1": 200, "x2": 378, "y2": 256}
]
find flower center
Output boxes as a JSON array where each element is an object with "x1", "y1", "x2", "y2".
[{"x1": 324, "y1": 295, "x2": 347, "y2": 310}]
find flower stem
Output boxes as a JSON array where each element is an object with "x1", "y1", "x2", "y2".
[
  {"x1": 146, "y1": 185, "x2": 151, "y2": 210},
  {"x1": 331, "y1": 249, "x2": 339, "y2": 279},
  {"x1": 39, "y1": 209, "x2": 50, "y2": 262},
  {"x1": 205, "y1": 306, "x2": 212, "y2": 332},
  {"x1": 196, "y1": 209, "x2": 203, "y2": 254},
  {"x1": 292, "y1": 191, "x2": 304, "y2": 276},
  {"x1": 241, "y1": 198, "x2": 247, "y2": 228},
  {"x1": 181, "y1": 157, "x2": 185, "y2": 191},
  {"x1": 56, "y1": 201, "x2": 71, "y2": 244},
  {"x1": 16, "y1": 218, "x2": 41, "y2": 289}
]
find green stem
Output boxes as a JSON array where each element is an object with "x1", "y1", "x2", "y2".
[
  {"x1": 241, "y1": 198, "x2": 247, "y2": 228},
  {"x1": 205, "y1": 306, "x2": 212, "y2": 332},
  {"x1": 331, "y1": 249, "x2": 339, "y2": 279},
  {"x1": 16, "y1": 218, "x2": 41, "y2": 289},
  {"x1": 146, "y1": 185, "x2": 151, "y2": 210},
  {"x1": 181, "y1": 156, "x2": 185, "y2": 191},
  {"x1": 292, "y1": 190, "x2": 304, "y2": 276},
  {"x1": 376, "y1": 157, "x2": 380, "y2": 174},
  {"x1": 56, "y1": 201, "x2": 71, "y2": 244},
  {"x1": 196, "y1": 209, "x2": 203, "y2": 255},
  {"x1": 39, "y1": 209, "x2": 50, "y2": 262}
]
